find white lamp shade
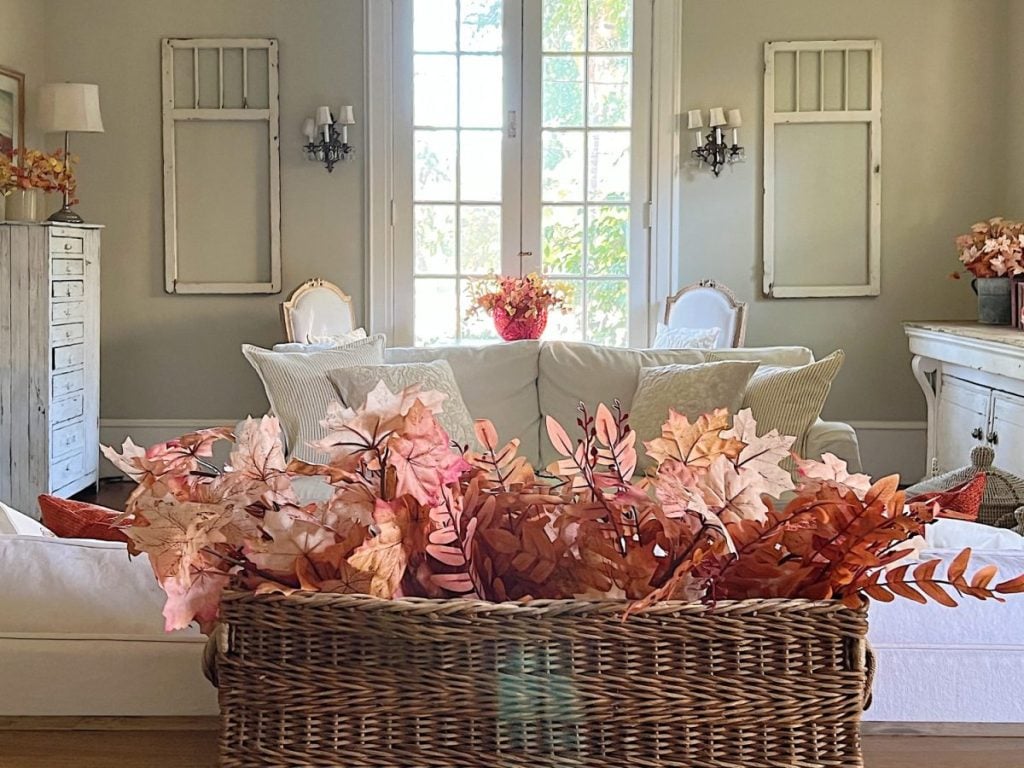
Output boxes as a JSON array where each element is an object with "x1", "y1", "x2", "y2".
[
  {"x1": 686, "y1": 109, "x2": 703, "y2": 130},
  {"x1": 708, "y1": 107, "x2": 726, "y2": 127},
  {"x1": 302, "y1": 117, "x2": 316, "y2": 140},
  {"x1": 337, "y1": 105, "x2": 355, "y2": 125},
  {"x1": 315, "y1": 106, "x2": 333, "y2": 127},
  {"x1": 38, "y1": 83, "x2": 104, "y2": 133},
  {"x1": 726, "y1": 108, "x2": 742, "y2": 128}
]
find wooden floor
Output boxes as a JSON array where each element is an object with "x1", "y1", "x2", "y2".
[{"x1": 0, "y1": 732, "x2": 1021, "y2": 768}]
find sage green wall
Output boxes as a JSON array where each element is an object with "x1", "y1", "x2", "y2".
[
  {"x1": 43, "y1": 0, "x2": 365, "y2": 420},
  {"x1": 0, "y1": 0, "x2": 48, "y2": 149},
  {"x1": 34, "y1": 0, "x2": 1012, "y2": 424},
  {"x1": 679, "y1": 0, "x2": 1005, "y2": 422}
]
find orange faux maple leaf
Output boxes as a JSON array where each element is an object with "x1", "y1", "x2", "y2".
[{"x1": 644, "y1": 408, "x2": 744, "y2": 470}]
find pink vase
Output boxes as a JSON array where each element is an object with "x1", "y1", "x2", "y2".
[{"x1": 492, "y1": 306, "x2": 547, "y2": 341}]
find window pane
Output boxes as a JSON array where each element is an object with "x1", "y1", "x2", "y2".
[
  {"x1": 460, "y1": 205, "x2": 501, "y2": 274},
  {"x1": 460, "y1": 130, "x2": 502, "y2": 201},
  {"x1": 415, "y1": 129, "x2": 457, "y2": 200},
  {"x1": 415, "y1": 0, "x2": 457, "y2": 52},
  {"x1": 542, "y1": 130, "x2": 585, "y2": 202},
  {"x1": 588, "y1": 0, "x2": 632, "y2": 52},
  {"x1": 587, "y1": 205, "x2": 629, "y2": 276},
  {"x1": 587, "y1": 131, "x2": 630, "y2": 202},
  {"x1": 543, "y1": 56, "x2": 585, "y2": 128},
  {"x1": 588, "y1": 56, "x2": 630, "y2": 127},
  {"x1": 461, "y1": 279, "x2": 500, "y2": 342},
  {"x1": 460, "y1": 0, "x2": 503, "y2": 52},
  {"x1": 587, "y1": 280, "x2": 629, "y2": 346},
  {"x1": 415, "y1": 55, "x2": 458, "y2": 127},
  {"x1": 415, "y1": 205, "x2": 457, "y2": 273},
  {"x1": 460, "y1": 55, "x2": 503, "y2": 128},
  {"x1": 543, "y1": 205, "x2": 584, "y2": 275},
  {"x1": 415, "y1": 278, "x2": 458, "y2": 346},
  {"x1": 543, "y1": 279, "x2": 584, "y2": 341},
  {"x1": 542, "y1": 0, "x2": 585, "y2": 52}
]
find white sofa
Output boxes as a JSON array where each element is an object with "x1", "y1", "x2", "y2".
[{"x1": 385, "y1": 340, "x2": 862, "y2": 471}]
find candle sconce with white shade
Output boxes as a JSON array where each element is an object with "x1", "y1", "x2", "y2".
[
  {"x1": 303, "y1": 105, "x2": 355, "y2": 172},
  {"x1": 689, "y1": 107, "x2": 744, "y2": 176}
]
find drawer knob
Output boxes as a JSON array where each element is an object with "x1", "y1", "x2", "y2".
[
  {"x1": 972, "y1": 427, "x2": 984, "y2": 440},
  {"x1": 987, "y1": 431, "x2": 999, "y2": 446},
  {"x1": 64, "y1": 242, "x2": 72, "y2": 250}
]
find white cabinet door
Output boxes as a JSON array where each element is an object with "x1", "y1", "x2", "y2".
[
  {"x1": 936, "y1": 375, "x2": 990, "y2": 472},
  {"x1": 991, "y1": 391, "x2": 1024, "y2": 477}
]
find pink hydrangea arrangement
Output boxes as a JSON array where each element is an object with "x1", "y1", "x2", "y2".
[{"x1": 955, "y1": 217, "x2": 1024, "y2": 278}]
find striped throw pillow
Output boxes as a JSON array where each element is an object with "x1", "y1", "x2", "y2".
[
  {"x1": 741, "y1": 350, "x2": 845, "y2": 458},
  {"x1": 242, "y1": 335, "x2": 386, "y2": 463}
]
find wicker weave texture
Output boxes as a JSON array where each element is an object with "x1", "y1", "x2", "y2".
[{"x1": 216, "y1": 593, "x2": 869, "y2": 768}]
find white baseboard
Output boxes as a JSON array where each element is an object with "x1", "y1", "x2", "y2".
[
  {"x1": 99, "y1": 419, "x2": 238, "y2": 477},
  {"x1": 848, "y1": 421, "x2": 927, "y2": 485}
]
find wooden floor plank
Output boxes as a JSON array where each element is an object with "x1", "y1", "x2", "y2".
[{"x1": 0, "y1": 732, "x2": 1022, "y2": 768}]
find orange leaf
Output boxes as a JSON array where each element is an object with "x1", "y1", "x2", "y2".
[
  {"x1": 971, "y1": 564, "x2": 998, "y2": 590},
  {"x1": 948, "y1": 548, "x2": 972, "y2": 583},
  {"x1": 918, "y1": 580, "x2": 958, "y2": 607},
  {"x1": 996, "y1": 573, "x2": 1024, "y2": 593}
]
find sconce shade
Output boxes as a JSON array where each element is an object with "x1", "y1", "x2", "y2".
[
  {"x1": 38, "y1": 83, "x2": 104, "y2": 133},
  {"x1": 686, "y1": 109, "x2": 703, "y2": 130},
  {"x1": 709, "y1": 107, "x2": 726, "y2": 127},
  {"x1": 727, "y1": 108, "x2": 742, "y2": 128},
  {"x1": 337, "y1": 105, "x2": 355, "y2": 125},
  {"x1": 315, "y1": 105, "x2": 333, "y2": 127},
  {"x1": 302, "y1": 117, "x2": 316, "y2": 140}
]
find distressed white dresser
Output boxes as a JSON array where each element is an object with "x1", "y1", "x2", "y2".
[
  {"x1": 0, "y1": 222, "x2": 101, "y2": 515},
  {"x1": 905, "y1": 322, "x2": 1024, "y2": 478}
]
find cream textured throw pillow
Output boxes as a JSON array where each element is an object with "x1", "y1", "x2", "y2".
[
  {"x1": 741, "y1": 350, "x2": 845, "y2": 457},
  {"x1": 242, "y1": 335, "x2": 386, "y2": 463},
  {"x1": 630, "y1": 361, "x2": 759, "y2": 472},
  {"x1": 328, "y1": 360, "x2": 476, "y2": 450},
  {"x1": 651, "y1": 323, "x2": 721, "y2": 350}
]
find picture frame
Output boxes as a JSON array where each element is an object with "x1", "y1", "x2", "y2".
[{"x1": 0, "y1": 64, "x2": 26, "y2": 162}]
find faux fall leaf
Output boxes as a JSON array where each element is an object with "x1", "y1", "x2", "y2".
[
  {"x1": 700, "y1": 455, "x2": 771, "y2": 524},
  {"x1": 348, "y1": 499, "x2": 410, "y2": 598},
  {"x1": 721, "y1": 408, "x2": 795, "y2": 497},
  {"x1": 644, "y1": 408, "x2": 744, "y2": 470},
  {"x1": 794, "y1": 453, "x2": 872, "y2": 498},
  {"x1": 389, "y1": 400, "x2": 472, "y2": 506}
]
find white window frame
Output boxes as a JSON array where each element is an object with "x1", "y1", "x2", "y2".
[{"x1": 365, "y1": 0, "x2": 678, "y2": 346}]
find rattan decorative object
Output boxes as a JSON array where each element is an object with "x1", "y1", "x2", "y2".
[{"x1": 214, "y1": 592, "x2": 871, "y2": 768}]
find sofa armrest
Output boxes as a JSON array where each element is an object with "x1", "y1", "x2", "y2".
[{"x1": 804, "y1": 420, "x2": 862, "y2": 473}]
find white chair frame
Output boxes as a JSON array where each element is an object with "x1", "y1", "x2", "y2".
[
  {"x1": 663, "y1": 279, "x2": 748, "y2": 348},
  {"x1": 281, "y1": 278, "x2": 357, "y2": 343}
]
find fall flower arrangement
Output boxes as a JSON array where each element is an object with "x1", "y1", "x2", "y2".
[
  {"x1": 103, "y1": 384, "x2": 1024, "y2": 634},
  {"x1": 1, "y1": 148, "x2": 78, "y2": 201},
  {"x1": 466, "y1": 272, "x2": 571, "y2": 340},
  {"x1": 955, "y1": 217, "x2": 1024, "y2": 278}
]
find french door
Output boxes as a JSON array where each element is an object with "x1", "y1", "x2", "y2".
[{"x1": 392, "y1": 0, "x2": 651, "y2": 347}]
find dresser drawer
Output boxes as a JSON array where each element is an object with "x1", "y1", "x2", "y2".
[
  {"x1": 51, "y1": 301, "x2": 84, "y2": 322},
  {"x1": 51, "y1": 322, "x2": 85, "y2": 344},
  {"x1": 52, "y1": 369, "x2": 84, "y2": 398},
  {"x1": 52, "y1": 343, "x2": 85, "y2": 371},
  {"x1": 52, "y1": 258, "x2": 85, "y2": 277},
  {"x1": 51, "y1": 420, "x2": 85, "y2": 459},
  {"x1": 52, "y1": 280, "x2": 85, "y2": 299},
  {"x1": 50, "y1": 394, "x2": 85, "y2": 425},
  {"x1": 50, "y1": 451, "x2": 85, "y2": 491},
  {"x1": 51, "y1": 235, "x2": 84, "y2": 255}
]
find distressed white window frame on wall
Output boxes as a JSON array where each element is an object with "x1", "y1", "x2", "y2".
[
  {"x1": 763, "y1": 40, "x2": 882, "y2": 298},
  {"x1": 161, "y1": 37, "x2": 282, "y2": 294}
]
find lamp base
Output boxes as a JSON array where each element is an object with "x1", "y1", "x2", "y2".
[{"x1": 47, "y1": 205, "x2": 85, "y2": 224}]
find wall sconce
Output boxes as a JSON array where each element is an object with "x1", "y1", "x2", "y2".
[
  {"x1": 688, "y1": 107, "x2": 744, "y2": 176},
  {"x1": 303, "y1": 105, "x2": 355, "y2": 172}
]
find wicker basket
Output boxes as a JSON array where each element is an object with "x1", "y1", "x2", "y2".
[{"x1": 213, "y1": 592, "x2": 871, "y2": 768}]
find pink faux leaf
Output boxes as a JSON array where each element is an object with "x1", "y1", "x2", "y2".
[
  {"x1": 246, "y1": 507, "x2": 335, "y2": 575},
  {"x1": 795, "y1": 453, "x2": 872, "y2": 498},
  {"x1": 126, "y1": 500, "x2": 233, "y2": 583},
  {"x1": 429, "y1": 544, "x2": 468, "y2": 567},
  {"x1": 430, "y1": 572, "x2": 477, "y2": 595},
  {"x1": 720, "y1": 408, "x2": 795, "y2": 497},
  {"x1": 474, "y1": 419, "x2": 500, "y2": 451},
  {"x1": 546, "y1": 415, "x2": 576, "y2": 457},
  {"x1": 390, "y1": 401, "x2": 472, "y2": 506},
  {"x1": 700, "y1": 455, "x2": 770, "y2": 523},
  {"x1": 594, "y1": 403, "x2": 619, "y2": 446},
  {"x1": 228, "y1": 416, "x2": 286, "y2": 481},
  {"x1": 161, "y1": 558, "x2": 231, "y2": 633}
]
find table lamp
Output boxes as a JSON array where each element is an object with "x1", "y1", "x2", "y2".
[{"x1": 37, "y1": 83, "x2": 104, "y2": 224}]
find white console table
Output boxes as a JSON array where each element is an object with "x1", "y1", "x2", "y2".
[{"x1": 906, "y1": 322, "x2": 1024, "y2": 478}]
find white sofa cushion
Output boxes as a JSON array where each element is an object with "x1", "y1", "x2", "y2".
[
  {"x1": 386, "y1": 341, "x2": 542, "y2": 466},
  {"x1": 0, "y1": 501, "x2": 53, "y2": 536},
  {"x1": 242, "y1": 335, "x2": 386, "y2": 463},
  {"x1": 705, "y1": 346, "x2": 815, "y2": 367}
]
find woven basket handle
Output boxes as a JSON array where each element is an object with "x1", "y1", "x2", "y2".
[
  {"x1": 202, "y1": 625, "x2": 227, "y2": 688},
  {"x1": 862, "y1": 641, "x2": 876, "y2": 711}
]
